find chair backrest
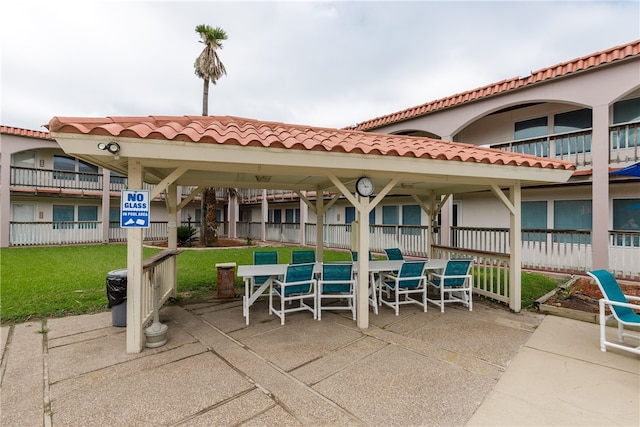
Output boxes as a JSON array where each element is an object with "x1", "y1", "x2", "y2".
[
  {"x1": 587, "y1": 270, "x2": 634, "y2": 321},
  {"x1": 292, "y1": 250, "x2": 316, "y2": 264},
  {"x1": 397, "y1": 261, "x2": 426, "y2": 287},
  {"x1": 253, "y1": 251, "x2": 278, "y2": 285},
  {"x1": 254, "y1": 251, "x2": 278, "y2": 265},
  {"x1": 350, "y1": 251, "x2": 373, "y2": 261},
  {"x1": 322, "y1": 263, "x2": 353, "y2": 282},
  {"x1": 384, "y1": 248, "x2": 404, "y2": 260},
  {"x1": 284, "y1": 262, "x2": 315, "y2": 283},
  {"x1": 442, "y1": 259, "x2": 473, "y2": 287}
]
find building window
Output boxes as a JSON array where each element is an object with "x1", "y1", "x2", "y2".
[
  {"x1": 515, "y1": 117, "x2": 548, "y2": 140},
  {"x1": 554, "y1": 200, "x2": 592, "y2": 244},
  {"x1": 613, "y1": 97, "x2": 640, "y2": 124},
  {"x1": 285, "y1": 208, "x2": 299, "y2": 223},
  {"x1": 53, "y1": 205, "x2": 74, "y2": 229},
  {"x1": 613, "y1": 199, "x2": 640, "y2": 230},
  {"x1": 554, "y1": 109, "x2": 592, "y2": 133},
  {"x1": 345, "y1": 206, "x2": 375, "y2": 226},
  {"x1": 78, "y1": 206, "x2": 98, "y2": 229},
  {"x1": 522, "y1": 201, "x2": 547, "y2": 241},
  {"x1": 53, "y1": 156, "x2": 76, "y2": 180},
  {"x1": 110, "y1": 171, "x2": 127, "y2": 185},
  {"x1": 402, "y1": 205, "x2": 421, "y2": 235},
  {"x1": 613, "y1": 198, "x2": 640, "y2": 246},
  {"x1": 109, "y1": 206, "x2": 120, "y2": 228},
  {"x1": 272, "y1": 209, "x2": 282, "y2": 223},
  {"x1": 382, "y1": 205, "x2": 398, "y2": 234},
  {"x1": 553, "y1": 109, "x2": 592, "y2": 156},
  {"x1": 345, "y1": 206, "x2": 355, "y2": 224},
  {"x1": 78, "y1": 160, "x2": 99, "y2": 182},
  {"x1": 382, "y1": 205, "x2": 398, "y2": 224}
]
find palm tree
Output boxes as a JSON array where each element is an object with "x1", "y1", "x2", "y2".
[{"x1": 194, "y1": 24, "x2": 227, "y2": 246}]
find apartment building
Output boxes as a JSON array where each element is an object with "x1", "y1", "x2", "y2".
[{"x1": 2, "y1": 40, "x2": 639, "y2": 279}]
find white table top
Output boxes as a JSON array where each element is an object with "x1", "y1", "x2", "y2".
[{"x1": 237, "y1": 258, "x2": 448, "y2": 277}]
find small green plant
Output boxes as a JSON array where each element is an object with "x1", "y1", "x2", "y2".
[
  {"x1": 177, "y1": 226, "x2": 197, "y2": 247},
  {"x1": 246, "y1": 236, "x2": 255, "y2": 245}
]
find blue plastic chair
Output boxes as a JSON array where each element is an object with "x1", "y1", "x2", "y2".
[
  {"x1": 350, "y1": 251, "x2": 374, "y2": 261},
  {"x1": 384, "y1": 248, "x2": 404, "y2": 261},
  {"x1": 426, "y1": 259, "x2": 473, "y2": 312},
  {"x1": 317, "y1": 263, "x2": 356, "y2": 320},
  {"x1": 379, "y1": 261, "x2": 427, "y2": 315},
  {"x1": 291, "y1": 250, "x2": 316, "y2": 264},
  {"x1": 587, "y1": 270, "x2": 640, "y2": 355},
  {"x1": 251, "y1": 251, "x2": 278, "y2": 297},
  {"x1": 269, "y1": 263, "x2": 316, "y2": 325}
]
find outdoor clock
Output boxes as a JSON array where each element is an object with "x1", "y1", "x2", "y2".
[{"x1": 356, "y1": 176, "x2": 375, "y2": 197}]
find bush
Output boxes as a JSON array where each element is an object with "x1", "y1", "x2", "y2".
[{"x1": 177, "y1": 226, "x2": 197, "y2": 247}]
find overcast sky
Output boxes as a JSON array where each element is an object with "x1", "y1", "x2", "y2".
[{"x1": 2, "y1": 1, "x2": 639, "y2": 132}]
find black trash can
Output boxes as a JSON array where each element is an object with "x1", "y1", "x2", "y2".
[{"x1": 106, "y1": 269, "x2": 127, "y2": 327}]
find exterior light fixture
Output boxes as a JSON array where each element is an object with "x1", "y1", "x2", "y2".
[
  {"x1": 255, "y1": 175, "x2": 271, "y2": 183},
  {"x1": 98, "y1": 142, "x2": 121, "y2": 155}
]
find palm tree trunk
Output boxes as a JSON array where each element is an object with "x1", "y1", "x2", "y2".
[
  {"x1": 202, "y1": 78, "x2": 209, "y2": 116},
  {"x1": 201, "y1": 187, "x2": 218, "y2": 246}
]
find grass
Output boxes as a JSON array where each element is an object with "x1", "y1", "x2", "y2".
[{"x1": 0, "y1": 244, "x2": 559, "y2": 324}]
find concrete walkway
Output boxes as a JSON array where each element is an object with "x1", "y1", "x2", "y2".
[{"x1": 1, "y1": 298, "x2": 638, "y2": 426}]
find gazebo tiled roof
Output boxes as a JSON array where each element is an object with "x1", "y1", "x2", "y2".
[{"x1": 47, "y1": 115, "x2": 574, "y2": 171}]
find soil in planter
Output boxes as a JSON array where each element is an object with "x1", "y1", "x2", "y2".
[{"x1": 545, "y1": 278, "x2": 640, "y2": 314}]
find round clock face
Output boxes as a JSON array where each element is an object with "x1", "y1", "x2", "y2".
[{"x1": 356, "y1": 176, "x2": 375, "y2": 197}]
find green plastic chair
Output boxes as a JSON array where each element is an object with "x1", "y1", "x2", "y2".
[
  {"x1": 291, "y1": 250, "x2": 316, "y2": 264},
  {"x1": 379, "y1": 260, "x2": 427, "y2": 315},
  {"x1": 251, "y1": 251, "x2": 278, "y2": 296},
  {"x1": 317, "y1": 263, "x2": 356, "y2": 320},
  {"x1": 426, "y1": 259, "x2": 473, "y2": 313},
  {"x1": 269, "y1": 263, "x2": 316, "y2": 325}
]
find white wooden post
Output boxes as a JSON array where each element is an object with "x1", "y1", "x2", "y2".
[
  {"x1": 356, "y1": 195, "x2": 371, "y2": 329},
  {"x1": 509, "y1": 182, "x2": 522, "y2": 312},
  {"x1": 315, "y1": 193, "x2": 324, "y2": 261},
  {"x1": 126, "y1": 159, "x2": 145, "y2": 353}
]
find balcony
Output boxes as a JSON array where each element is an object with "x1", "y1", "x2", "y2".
[
  {"x1": 490, "y1": 120, "x2": 640, "y2": 169},
  {"x1": 10, "y1": 166, "x2": 104, "y2": 195}
]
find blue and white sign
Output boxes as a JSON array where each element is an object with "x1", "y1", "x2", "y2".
[{"x1": 120, "y1": 190, "x2": 150, "y2": 228}]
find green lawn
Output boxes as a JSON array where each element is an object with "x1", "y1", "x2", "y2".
[{"x1": 0, "y1": 244, "x2": 560, "y2": 324}]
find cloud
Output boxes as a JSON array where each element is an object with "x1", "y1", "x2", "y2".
[{"x1": 2, "y1": 1, "x2": 639, "y2": 131}]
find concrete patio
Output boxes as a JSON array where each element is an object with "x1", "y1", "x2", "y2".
[{"x1": 1, "y1": 297, "x2": 638, "y2": 426}]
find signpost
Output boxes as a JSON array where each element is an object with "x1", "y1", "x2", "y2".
[{"x1": 120, "y1": 190, "x2": 150, "y2": 228}]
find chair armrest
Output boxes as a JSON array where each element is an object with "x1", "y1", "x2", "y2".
[
  {"x1": 429, "y1": 273, "x2": 472, "y2": 280},
  {"x1": 318, "y1": 279, "x2": 356, "y2": 285},
  {"x1": 273, "y1": 278, "x2": 316, "y2": 286},
  {"x1": 380, "y1": 272, "x2": 396, "y2": 281},
  {"x1": 396, "y1": 275, "x2": 426, "y2": 283},
  {"x1": 600, "y1": 298, "x2": 640, "y2": 311},
  {"x1": 624, "y1": 294, "x2": 640, "y2": 302}
]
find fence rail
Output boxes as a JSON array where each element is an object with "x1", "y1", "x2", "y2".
[
  {"x1": 432, "y1": 245, "x2": 511, "y2": 304},
  {"x1": 9, "y1": 221, "x2": 639, "y2": 280}
]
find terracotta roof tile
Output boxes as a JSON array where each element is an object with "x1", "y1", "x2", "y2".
[
  {"x1": 48, "y1": 115, "x2": 574, "y2": 171},
  {"x1": 351, "y1": 39, "x2": 640, "y2": 131},
  {"x1": 0, "y1": 125, "x2": 52, "y2": 140}
]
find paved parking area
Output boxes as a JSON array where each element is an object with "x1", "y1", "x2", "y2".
[{"x1": 1, "y1": 297, "x2": 638, "y2": 426}]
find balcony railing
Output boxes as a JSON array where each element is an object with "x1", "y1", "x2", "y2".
[
  {"x1": 10, "y1": 167, "x2": 104, "y2": 192},
  {"x1": 491, "y1": 121, "x2": 640, "y2": 168},
  {"x1": 491, "y1": 129, "x2": 593, "y2": 168},
  {"x1": 609, "y1": 120, "x2": 640, "y2": 163}
]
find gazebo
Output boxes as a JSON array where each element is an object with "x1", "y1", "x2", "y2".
[{"x1": 48, "y1": 115, "x2": 574, "y2": 353}]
